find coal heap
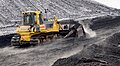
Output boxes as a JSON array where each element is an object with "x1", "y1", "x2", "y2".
[
  {"x1": 52, "y1": 16, "x2": 120, "y2": 66},
  {"x1": 0, "y1": 34, "x2": 14, "y2": 47}
]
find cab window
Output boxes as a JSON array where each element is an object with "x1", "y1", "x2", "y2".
[{"x1": 23, "y1": 13, "x2": 36, "y2": 25}]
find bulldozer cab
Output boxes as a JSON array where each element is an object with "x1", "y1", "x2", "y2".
[
  {"x1": 20, "y1": 11, "x2": 60, "y2": 33},
  {"x1": 23, "y1": 12, "x2": 36, "y2": 26},
  {"x1": 22, "y1": 11, "x2": 44, "y2": 26}
]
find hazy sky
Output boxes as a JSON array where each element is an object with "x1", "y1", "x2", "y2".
[{"x1": 94, "y1": 0, "x2": 120, "y2": 9}]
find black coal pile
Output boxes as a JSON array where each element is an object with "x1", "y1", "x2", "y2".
[
  {"x1": 0, "y1": 34, "x2": 14, "y2": 47},
  {"x1": 90, "y1": 16, "x2": 120, "y2": 30},
  {"x1": 52, "y1": 16, "x2": 120, "y2": 66}
]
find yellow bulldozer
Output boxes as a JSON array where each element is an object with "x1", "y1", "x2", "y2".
[{"x1": 11, "y1": 10, "x2": 85, "y2": 46}]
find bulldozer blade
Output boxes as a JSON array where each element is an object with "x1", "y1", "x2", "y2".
[{"x1": 64, "y1": 30, "x2": 74, "y2": 38}]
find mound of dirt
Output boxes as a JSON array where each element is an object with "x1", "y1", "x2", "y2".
[
  {"x1": 52, "y1": 57, "x2": 109, "y2": 66},
  {"x1": 0, "y1": 34, "x2": 14, "y2": 47},
  {"x1": 90, "y1": 16, "x2": 120, "y2": 30},
  {"x1": 52, "y1": 32, "x2": 120, "y2": 66}
]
